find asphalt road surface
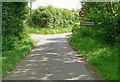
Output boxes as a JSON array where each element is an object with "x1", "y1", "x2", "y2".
[{"x1": 4, "y1": 33, "x2": 102, "y2": 80}]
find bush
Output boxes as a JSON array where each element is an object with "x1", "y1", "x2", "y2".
[
  {"x1": 32, "y1": 6, "x2": 79, "y2": 28},
  {"x1": 2, "y1": 2, "x2": 30, "y2": 51},
  {"x1": 72, "y1": 23, "x2": 80, "y2": 33},
  {"x1": 72, "y1": 23, "x2": 93, "y2": 38}
]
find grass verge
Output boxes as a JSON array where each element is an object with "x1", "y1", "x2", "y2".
[
  {"x1": 2, "y1": 41, "x2": 34, "y2": 78},
  {"x1": 69, "y1": 33, "x2": 118, "y2": 80},
  {"x1": 24, "y1": 23, "x2": 72, "y2": 34}
]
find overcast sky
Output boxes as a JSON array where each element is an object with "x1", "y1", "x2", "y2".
[{"x1": 29, "y1": 0, "x2": 82, "y2": 10}]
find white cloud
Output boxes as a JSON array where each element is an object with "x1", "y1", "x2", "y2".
[{"x1": 28, "y1": 0, "x2": 82, "y2": 10}]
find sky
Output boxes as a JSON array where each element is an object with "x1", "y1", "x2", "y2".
[{"x1": 29, "y1": 0, "x2": 82, "y2": 10}]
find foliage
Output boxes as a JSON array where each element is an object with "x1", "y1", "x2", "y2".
[
  {"x1": 2, "y1": 2, "x2": 34, "y2": 78},
  {"x1": 69, "y1": 32, "x2": 118, "y2": 80},
  {"x1": 2, "y1": 2, "x2": 32, "y2": 51},
  {"x1": 2, "y1": 43, "x2": 34, "y2": 78},
  {"x1": 70, "y1": 2, "x2": 119, "y2": 80},
  {"x1": 2, "y1": 3, "x2": 28, "y2": 37},
  {"x1": 24, "y1": 23, "x2": 72, "y2": 34},
  {"x1": 31, "y1": 6, "x2": 79, "y2": 28},
  {"x1": 81, "y1": 2, "x2": 120, "y2": 44},
  {"x1": 72, "y1": 23, "x2": 81, "y2": 33}
]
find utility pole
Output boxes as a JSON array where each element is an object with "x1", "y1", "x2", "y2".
[
  {"x1": 29, "y1": 0, "x2": 32, "y2": 25},
  {"x1": 108, "y1": 0, "x2": 113, "y2": 14}
]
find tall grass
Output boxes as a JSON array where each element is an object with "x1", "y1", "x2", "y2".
[
  {"x1": 69, "y1": 33, "x2": 118, "y2": 80},
  {"x1": 2, "y1": 40, "x2": 34, "y2": 78}
]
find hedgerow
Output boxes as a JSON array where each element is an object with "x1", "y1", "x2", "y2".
[
  {"x1": 70, "y1": 2, "x2": 119, "y2": 80},
  {"x1": 2, "y1": 2, "x2": 32, "y2": 51},
  {"x1": 31, "y1": 6, "x2": 79, "y2": 28},
  {"x1": 81, "y1": 2, "x2": 120, "y2": 44}
]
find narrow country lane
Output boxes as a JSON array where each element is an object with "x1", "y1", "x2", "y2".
[{"x1": 4, "y1": 33, "x2": 102, "y2": 80}]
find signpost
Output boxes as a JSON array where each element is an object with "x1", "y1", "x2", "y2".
[
  {"x1": 79, "y1": 8, "x2": 94, "y2": 26},
  {"x1": 79, "y1": 8, "x2": 86, "y2": 18},
  {"x1": 80, "y1": 22, "x2": 94, "y2": 26}
]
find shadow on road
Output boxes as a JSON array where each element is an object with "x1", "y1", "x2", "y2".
[{"x1": 4, "y1": 34, "x2": 102, "y2": 80}]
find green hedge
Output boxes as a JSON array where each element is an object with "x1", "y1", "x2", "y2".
[
  {"x1": 2, "y1": 2, "x2": 30, "y2": 51},
  {"x1": 82, "y1": 2, "x2": 120, "y2": 44},
  {"x1": 32, "y1": 6, "x2": 79, "y2": 28}
]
